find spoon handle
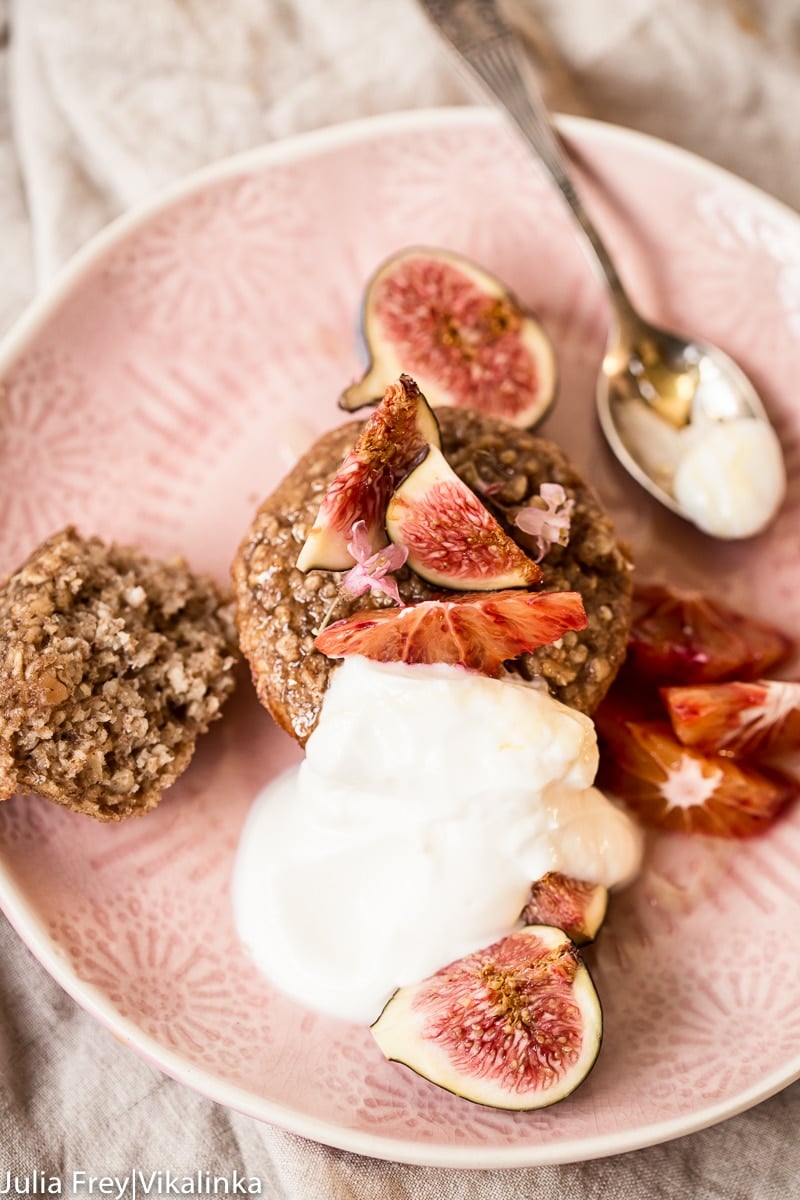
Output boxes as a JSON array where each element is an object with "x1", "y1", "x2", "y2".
[{"x1": 419, "y1": 0, "x2": 637, "y2": 323}]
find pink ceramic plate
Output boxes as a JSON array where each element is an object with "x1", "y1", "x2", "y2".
[{"x1": 1, "y1": 108, "x2": 799, "y2": 1168}]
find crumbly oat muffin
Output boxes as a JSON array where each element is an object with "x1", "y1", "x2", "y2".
[
  {"x1": 0, "y1": 527, "x2": 238, "y2": 821},
  {"x1": 233, "y1": 406, "x2": 633, "y2": 746}
]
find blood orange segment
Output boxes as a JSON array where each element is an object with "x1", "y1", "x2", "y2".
[
  {"x1": 662, "y1": 679, "x2": 800, "y2": 757},
  {"x1": 597, "y1": 718, "x2": 796, "y2": 838},
  {"x1": 385, "y1": 445, "x2": 542, "y2": 590},
  {"x1": 314, "y1": 589, "x2": 587, "y2": 677},
  {"x1": 296, "y1": 374, "x2": 440, "y2": 572},
  {"x1": 626, "y1": 583, "x2": 794, "y2": 685}
]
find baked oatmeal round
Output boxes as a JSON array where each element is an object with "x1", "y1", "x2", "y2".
[
  {"x1": 0, "y1": 527, "x2": 238, "y2": 821},
  {"x1": 233, "y1": 407, "x2": 633, "y2": 746}
]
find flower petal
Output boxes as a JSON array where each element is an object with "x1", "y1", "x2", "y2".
[
  {"x1": 341, "y1": 563, "x2": 373, "y2": 597},
  {"x1": 514, "y1": 507, "x2": 549, "y2": 537},
  {"x1": 339, "y1": 540, "x2": 408, "y2": 605},
  {"x1": 371, "y1": 574, "x2": 403, "y2": 605},
  {"x1": 370, "y1": 543, "x2": 409, "y2": 577},
  {"x1": 514, "y1": 482, "x2": 574, "y2": 561},
  {"x1": 346, "y1": 519, "x2": 374, "y2": 565},
  {"x1": 540, "y1": 483, "x2": 568, "y2": 507}
]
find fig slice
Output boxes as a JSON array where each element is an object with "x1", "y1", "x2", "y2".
[
  {"x1": 297, "y1": 374, "x2": 441, "y2": 572},
  {"x1": 371, "y1": 925, "x2": 602, "y2": 1111},
  {"x1": 314, "y1": 589, "x2": 587, "y2": 676},
  {"x1": 340, "y1": 247, "x2": 557, "y2": 429},
  {"x1": 385, "y1": 445, "x2": 542, "y2": 590},
  {"x1": 520, "y1": 872, "x2": 608, "y2": 946}
]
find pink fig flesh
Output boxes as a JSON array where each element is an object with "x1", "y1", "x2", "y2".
[
  {"x1": 520, "y1": 872, "x2": 609, "y2": 945},
  {"x1": 297, "y1": 375, "x2": 441, "y2": 572},
  {"x1": 385, "y1": 444, "x2": 542, "y2": 590},
  {"x1": 341, "y1": 247, "x2": 557, "y2": 429}
]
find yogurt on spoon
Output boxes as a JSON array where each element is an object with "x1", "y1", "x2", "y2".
[
  {"x1": 672, "y1": 415, "x2": 785, "y2": 539},
  {"x1": 613, "y1": 357, "x2": 786, "y2": 539}
]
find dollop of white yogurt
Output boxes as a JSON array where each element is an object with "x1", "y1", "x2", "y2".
[
  {"x1": 673, "y1": 416, "x2": 786, "y2": 539},
  {"x1": 233, "y1": 658, "x2": 643, "y2": 1024}
]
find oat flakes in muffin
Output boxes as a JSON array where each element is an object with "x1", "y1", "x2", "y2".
[{"x1": 0, "y1": 527, "x2": 238, "y2": 821}]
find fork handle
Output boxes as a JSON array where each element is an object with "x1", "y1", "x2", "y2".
[{"x1": 424, "y1": 0, "x2": 638, "y2": 324}]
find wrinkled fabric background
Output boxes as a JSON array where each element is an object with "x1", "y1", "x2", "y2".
[{"x1": 1, "y1": 0, "x2": 800, "y2": 1194}]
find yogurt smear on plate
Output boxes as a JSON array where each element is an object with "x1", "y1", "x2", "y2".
[{"x1": 233, "y1": 657, "x2": 643, "y2": 1024}]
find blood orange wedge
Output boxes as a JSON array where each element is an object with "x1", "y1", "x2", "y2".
[
  {"x1": 314, "y1": 589, "x2": 587, "y2": 677},
  {"x1": 662, "y1": 679, "x2": 800, "y2": 758},
  {"x1": 627, "y1": 583, "x2": 794, "y2": 685},
  {"x1": 296, "y1": 374, "x2": 440, "y2": 572},
  {"x1": 597, "y1": 719, "x2": 796, "y2": 838}
]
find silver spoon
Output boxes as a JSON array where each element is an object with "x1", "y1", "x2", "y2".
[{"x1": 417, "y1": 0, "x2": 786, "y2": 539}]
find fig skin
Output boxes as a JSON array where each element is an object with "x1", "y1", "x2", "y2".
[
  {"x1": 371, "y1": 925, "x2": 603, "y2": 1111},
  {"x1": 297, "y1": 374, "x2": 441, "y2": 572},
  {"x1": 520, "y1": 872, "x2": 609, "y2": 945},
  {"x1": 385, "y1": 445, "x2": 542, "y2": 591},
  {"x1": 341, "y1": 246, "x2": 558, "y2": 430}
]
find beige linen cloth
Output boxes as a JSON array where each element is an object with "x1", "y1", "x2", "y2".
[{"x1": 1, "y1": 0, "x2": 799, "y2": 1194}]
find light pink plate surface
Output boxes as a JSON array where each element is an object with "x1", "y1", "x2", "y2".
[{"x1": 1, "y1": 109, "x2": 799, "y2": 1168}]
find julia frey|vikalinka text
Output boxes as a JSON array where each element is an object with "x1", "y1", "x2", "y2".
[{"x1": 0, "y1": 1171, "x2": 264, "y2": 1196}]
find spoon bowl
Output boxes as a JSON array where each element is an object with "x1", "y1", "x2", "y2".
[
  {"x1": 418, "y1": 0, "x2": 786, "y2": 539},
  {"x1": 597, "y1": 313, "x2": 778, "y2": 521}
]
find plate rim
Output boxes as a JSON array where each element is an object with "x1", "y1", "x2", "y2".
[{"x1": 1, "y1": 103, "x2": 800, "y2": 1168}]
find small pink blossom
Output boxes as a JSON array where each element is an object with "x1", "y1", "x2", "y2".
[
  {"x1": 341, "y1": 520, "x2": 408, "y2": 605},
  {"x1": 514, "y1": 483, "x2": 574, "y2": 562}
]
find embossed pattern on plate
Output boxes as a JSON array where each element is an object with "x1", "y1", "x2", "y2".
[{"x1": 1, "y1": 109, "x2": 799, "y2": 1167}]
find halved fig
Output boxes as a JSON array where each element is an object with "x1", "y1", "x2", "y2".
[
  {"x1": 296, "y1": 375, "x2": 440, "y2": 572},
  {"x1": 314, "y1": 589, "x2": 587, "y2": 677},
  {"x1": 340, "y1": 247, "x2": 557, "y2": 429},
  {"x1": 371, "y1": 926, "x2": 602, "y2": 1111},
  {"x1": 385, "y1": 445, "x2": 542, "y2": 590},
  {"x1": 521, "y1": 873, "x2": 608, "y2": 945}
]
